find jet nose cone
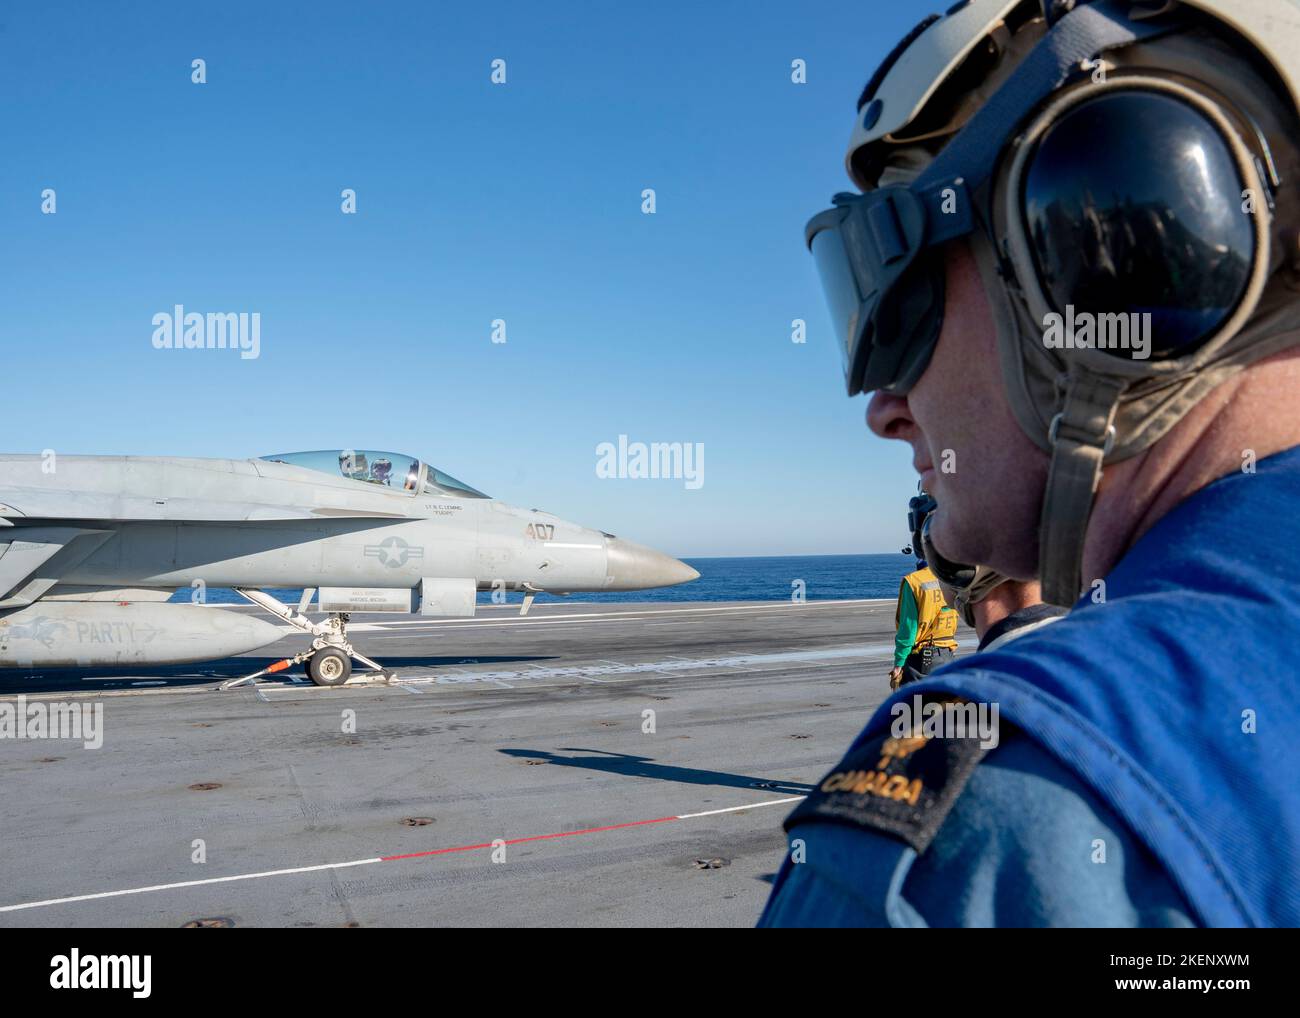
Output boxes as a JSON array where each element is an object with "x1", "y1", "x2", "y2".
[{"x1": 604, "y1": 537, "x2": 699, "y2": 590}]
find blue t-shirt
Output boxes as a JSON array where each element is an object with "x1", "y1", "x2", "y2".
[{"x1": 761, "y1": 445, "x2": 1300, "y2": 927}]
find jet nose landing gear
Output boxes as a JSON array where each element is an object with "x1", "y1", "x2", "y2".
[
  {"x1": 307, "y1": 648, "x2": 352, "y2": 686},
  {"x1": 217, "y1": 588, "x2": 393, "y2": 690}
]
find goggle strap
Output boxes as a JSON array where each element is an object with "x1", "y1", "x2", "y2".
[
  {"x1": 914, "y1": 0, "x2": 1177, "y2": 197},
  {"x1": 918, "y1": 178, "x2": 975, "y2": 244},
  {"x1": 1038, "y1": 374, "x2": 1126, "y2": 607}
]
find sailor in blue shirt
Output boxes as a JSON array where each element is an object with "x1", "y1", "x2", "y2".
[{"x1": 766, "y1": 0, "x2": 1300, "y2": 927}]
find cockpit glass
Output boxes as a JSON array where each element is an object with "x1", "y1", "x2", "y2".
[
  {"x1": 423, "y1": 467, "x2": 489, "y2": 499},
  {"x1": 261, "y1": 450, "x2": 421, "y2": 492},
  {"x1": 261, "y1": 450, "x2": 488, "y2": 498}
]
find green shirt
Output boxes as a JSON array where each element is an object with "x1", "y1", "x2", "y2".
[{"x1": 894, "y1": 583, "x2": 919, "y2": 668}]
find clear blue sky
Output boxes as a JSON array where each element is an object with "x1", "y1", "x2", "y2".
[{"x1": 0, "y1": 0, "x2": 937, "y2": 557}]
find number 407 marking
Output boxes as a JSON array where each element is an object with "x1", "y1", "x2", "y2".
[{"x1": 525, "y1": 523, "x2": 555, "y2": 540}]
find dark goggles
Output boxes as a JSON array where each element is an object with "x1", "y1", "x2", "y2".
[{"x1": 806, "y1": 181, "x2": 974, "y2": 396}]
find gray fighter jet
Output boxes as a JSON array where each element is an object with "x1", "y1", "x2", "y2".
[{"x1": 0, "y1": 449, "x2": 698, "y2": 687}]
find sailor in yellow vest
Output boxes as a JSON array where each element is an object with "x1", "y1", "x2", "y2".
[{"x1": 889, "y1": 493, "x2": 958, "y2": 689}]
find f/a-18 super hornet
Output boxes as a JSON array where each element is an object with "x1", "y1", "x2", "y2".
[{"x1": 0, "y1": 450, "x2": 698, "y2": 687}]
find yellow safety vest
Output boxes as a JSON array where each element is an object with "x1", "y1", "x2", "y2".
[{"x1": 895, "y1": 566, "x2": 959, "y2": 651}]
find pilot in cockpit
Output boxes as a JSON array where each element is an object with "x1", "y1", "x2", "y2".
[
  {"x1": 339, "y1": 451, "x2": 369, "y2": 481},
  {"x1": 370, "y1": 458, "x2": 394, "y2": 486}
]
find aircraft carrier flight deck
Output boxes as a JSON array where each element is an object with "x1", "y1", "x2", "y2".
[{"x1": 0, "y1": 598, "x2": 975, "y2": 928}]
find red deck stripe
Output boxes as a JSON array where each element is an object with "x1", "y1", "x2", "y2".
[{"x1": 379, "y1": 815, "x2": 679, "y2": 862}]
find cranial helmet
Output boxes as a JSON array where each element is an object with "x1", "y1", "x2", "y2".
[
  {"x1": 806, "y1": 0, "x2": 1300, "y2": 604},
  {"x1": 904, "y1": 489, "x2": 938, "y2": 566}
]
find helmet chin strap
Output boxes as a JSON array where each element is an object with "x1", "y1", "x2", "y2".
[
  {"x1": 1038, "y1": 373, "x2": 1127, "y2": 607},
  {"x1": 921, "y1": 516, "x2": 1008, "y2": 626},
  {"x1": 953, "y1": 567, "x2": 1010, "y2": 628}
]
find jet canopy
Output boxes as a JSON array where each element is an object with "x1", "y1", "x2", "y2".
[{"x1": 260, "y1": 450, "x2": 489, "y2": 498}]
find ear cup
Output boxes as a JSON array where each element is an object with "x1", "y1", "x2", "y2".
[{"x1": 1020, "y1": 89, "x2": 1256, "y2": 358}]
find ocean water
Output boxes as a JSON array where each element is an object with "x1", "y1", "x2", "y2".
[
  {"x1": 169, "y1": 554, "x2": 914, "y2": 606},
  {"x1": 659, "y1": 554, "x2": 912, "y2": 603}
]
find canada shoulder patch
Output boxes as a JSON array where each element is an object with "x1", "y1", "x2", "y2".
[{"x1": 784, "y1": 695, "x2": 1006, "y2": 854}]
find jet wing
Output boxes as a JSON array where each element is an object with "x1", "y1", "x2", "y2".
[{"x1": 0, "y1": 526, "x2": 114, "y2": 608}]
